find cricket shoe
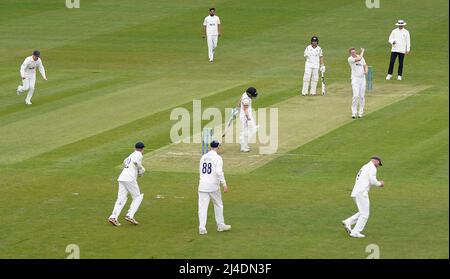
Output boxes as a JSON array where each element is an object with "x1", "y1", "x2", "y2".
[
  {"x1": 386, "y1": 74, "x2": 392, "y2": 80},
  {"x1": 358, "y1": 115, "x2": 363, "y2": 118},
  {"x1": 352, "y1": 115, "x2": 356, "y2": 119},
  {"x1": 25, "y1": 101, "x2": 32, "y2": 105},
  {"x1": 397, "y1": 76, "x2": 402, "y2": 80},
  {"x1": 199, "y1": 228, "x2": 208, "y2": 235},
  {"x1": 349, "y1": 232, "x2": 366, "y2": 238},
  {"x1": 108, "y1": 218, "x2": 121, "y2": 226},
  {"x1": 342, "y1": 221, "x2": 352, "y2": 234},
  {"x1": 217, "y1": 224, "x2": 231, "y2": 232},
  {"x1": 240, "y1": 148, "x2": 250, "y2": 152},
  {"x1": 125, "y1": 215, "x2": 139, "y2": 225},
  {"x1": 310, "y1": 93, "x2": 317, "y2": 96}
]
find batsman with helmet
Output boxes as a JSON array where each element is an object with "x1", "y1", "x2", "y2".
[
  {"x1": 239, "y1": 87, "x2": 259, "y2": 152},
  {"x1": 301, "y1": 36, "x2": 325, "y2": 96}
]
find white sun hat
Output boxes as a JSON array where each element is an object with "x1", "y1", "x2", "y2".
[{"x1": 395, "y1": 19, "x2": 407, "y2": 26}]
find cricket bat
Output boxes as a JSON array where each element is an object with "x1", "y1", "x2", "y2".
[
  {"x1": 222, "y1": 108, "x2": 238, "y2": 137},
  {"x1": 321, "y1": 69, "x2": 326, "y2": 96}
]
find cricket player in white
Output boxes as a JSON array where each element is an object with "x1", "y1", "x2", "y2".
[
  {"x1": 202, "y1": 8, "x2": 221, "y2": 62},
  {"x1": 348, "y1": 48, "x2": 368, "y2": 118},
  {"x1": 239, "y1": 87, "x2": 258, "y2": 152},
  {"x1": 301, "y1": 36, "x2": 325, "y2": 96},
  {"x1": 342, "y1": 156, "x2": 385, "y2": 238},
  {"x1": 17, "y1": 50, "x2": 47, "y2": 105},
  {"x1": 198, "y1": 140, "x2": 231, "y2": 235},
  {"x1": 386, "y1": 20, "x2": 411, "y2": 80},
  {"x1": 109, "y1": 142, "x2": 146, "y2": 226}
]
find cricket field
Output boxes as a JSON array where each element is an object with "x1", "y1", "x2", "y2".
[{"x1": 0, "y1": 0, "x2": 448, "y2": 258}]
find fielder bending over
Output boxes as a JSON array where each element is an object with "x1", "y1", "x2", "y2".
[
  {"x1": 342, "y1": 156, "x2": 385, "y2": 238},
  {"x1": 109, "y1": 142, "x2": 146, "y2": 226},
  {"x1": 198, "y1": 140, "x2": 231, "y2": 235},
  {"x1": 301, "y1": 36, "x2": 325, "y2": 96},
  {"x1": 17, "y1": 50, "x2": 47, "y2": 105}
]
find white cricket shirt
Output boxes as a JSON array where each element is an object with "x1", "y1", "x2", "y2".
[
  {"x1": 348, "y1": 56, "x2": 366, "y2": 80},
  {"x1": 388, "y1": 28, "x2": 411, "y2": 54},
  {"x1": 304, "y1": 45, "x2": 323, "y2": 68},
  {"x1": 351, "y1": 161, "x2": 382, "y2": 197},
  {"x1": 198, "y1": 150, "x2": 226, "y2": 192},
  {"x1": 240, "y1": 92, "x2": 253, "y2": 118},
  {"x1": 203, "y1": 15, "x2": 221, "y2": 36},
  {"x1": 20, "y1": 56, "x2": 46, "y2": 78},
  {"x1": 117, "y1": 151, "x2": 144, "y2": 182}
]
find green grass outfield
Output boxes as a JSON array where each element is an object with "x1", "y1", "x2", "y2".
[{"x1": 0, "y1": 0, "x2": 448, "y2": 258}]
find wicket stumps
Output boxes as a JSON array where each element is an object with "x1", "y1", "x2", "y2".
[
  {"x1": 202, "y1": 128, "x2": 213, "y2": 155},
  {"x1": 367, "y1": 66, "x2": 373, "y2": 91}
]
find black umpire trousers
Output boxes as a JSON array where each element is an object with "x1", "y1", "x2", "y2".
[{"x1": 387, "y1": 52, "x2": 405, "y2": 76}]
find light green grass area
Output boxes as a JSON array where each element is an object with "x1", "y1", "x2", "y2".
[
  {"x1": 145, "y1": 83, "x2": 429, "y2": 174},
  {"x1": 0, "y1": 0, "x2": 448, "y2": 258}
]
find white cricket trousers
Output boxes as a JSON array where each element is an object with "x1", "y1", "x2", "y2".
[
  {"x1": 344, "y1": 194, "x2": 370, "y2": 234},
  {"x1": 351, "y1": 77, "x2": 366, "y2": 117},
  {"x1": 239, "y1": 115, "x2": 257, "y2": 150},
  {"x1": 109, "y1": 181, "x2": 144, "y2": 219},
  {"x1": 207, "y1": 35, "x2": 218, "y2": 61},
  {"x1": 18, "y1": 75, "x2": 36, "y2": 103},
  {"x1": 198, "y1": 190, "x2": 226, "y2": 230},
  {"x1": 302, "y1": 65, "x2": 319, "y2": 95}
]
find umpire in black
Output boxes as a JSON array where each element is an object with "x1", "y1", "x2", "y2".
[{"x1": 386, "y1": 20, "x2": 411, "y2": 81}]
